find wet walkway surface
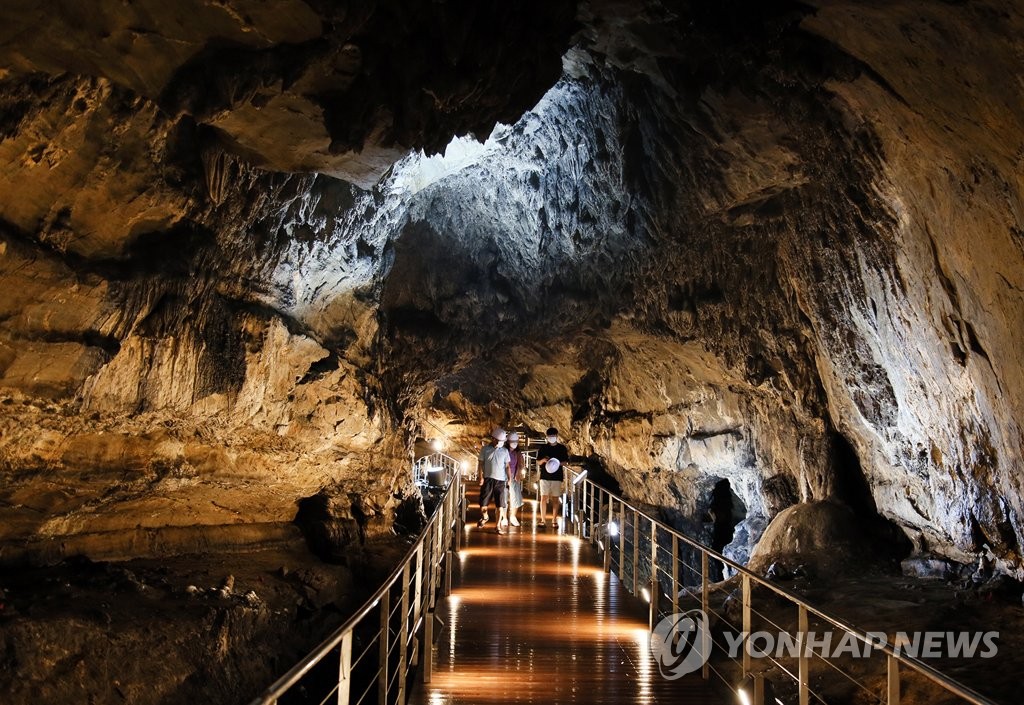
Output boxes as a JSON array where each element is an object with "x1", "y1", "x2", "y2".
[{"x1": 410, "y1": 494, "x2": 720, "y2": 705}]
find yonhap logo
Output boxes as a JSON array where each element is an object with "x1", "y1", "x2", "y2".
[{"x1": 650, "y1": 610, "x2": 710, "y2": 679}]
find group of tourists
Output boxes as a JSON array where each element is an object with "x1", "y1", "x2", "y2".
[{"x1": 477, "y1": 426, "x2": 569, "y2": 535}]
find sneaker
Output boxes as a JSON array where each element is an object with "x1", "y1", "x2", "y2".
[
  {"x1": 477, "y1": 513, "x2": 489, "y2": 527},
  {"x1": 496, "y1": 525, "x2": 505, "y2": 535},
  {"x1": 509, "y1": 516, "x2": 520, "y2": 527},
  {"x1": 537, "y1": 519, "x2": 545, "y2": 527}
]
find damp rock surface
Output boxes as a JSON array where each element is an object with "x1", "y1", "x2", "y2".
[{"x1": 0, "y1": 542, "x2": 416, "y2": 705}]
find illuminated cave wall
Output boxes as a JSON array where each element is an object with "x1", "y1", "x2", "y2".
[{"x1": 1, "y1": 0, "x2": 1023, "y2": 577}]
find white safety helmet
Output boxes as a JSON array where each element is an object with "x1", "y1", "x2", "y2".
[
  {"x1": 545, "y1": 458, "x2": 560, "y2": 474},
  {"x1": 508, "y1": 432, "x2": 520, "y2": 442},
  {"x1": 492, "y1": 427, "x2": 507, "y2": 441}
]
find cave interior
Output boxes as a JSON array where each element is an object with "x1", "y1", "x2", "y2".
[{"x1": 1, "y1": 0, "x2": 1023, "y2": 703}]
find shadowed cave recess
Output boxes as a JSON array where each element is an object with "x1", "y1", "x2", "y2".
[{"x1": 1, "y1": 0, "x2": 1023, "y2": 703}]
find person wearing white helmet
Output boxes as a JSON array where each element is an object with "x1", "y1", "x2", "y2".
[
  {"x1": 506, "y1": 432, "x2": 525, "y2": 527},
  {"x1": 477, "y1": 427, "x2": 511, "y2": 533},
  {"x1": 536, "y1": 426, "x2": 569, "y2": 529}
]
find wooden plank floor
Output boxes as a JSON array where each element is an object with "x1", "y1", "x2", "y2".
[{"x1": 410, "y1": 492, "x2": 722, "y2": 705}]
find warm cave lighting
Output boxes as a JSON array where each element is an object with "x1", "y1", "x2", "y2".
[
  {"x1": 430, "y1": 438, "x2": 443, "y2": 452},
  {"x1": 641, "y1": 586, "x2": 651, "y2": 603},
  {"x1": 737, "y1": 676, "x2": 754, "y2": 705},
  {"x1": 608, "y1": 521, "x2": 619, "y2": 537},
  {"x1": 737, "y1": 674, "x2": 778, "y2": 705}
]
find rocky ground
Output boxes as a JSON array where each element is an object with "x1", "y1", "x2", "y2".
[
  {"x1": 698, "y1": 567, "x2": 1024, "y2": 705},
  {"x1": 0, "y1": 537, "x2": 415, "y2": 705}
]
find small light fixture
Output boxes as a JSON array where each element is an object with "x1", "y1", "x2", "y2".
[
  {"x1": 430, "y1": 438, "x2": 443, "y2": 452},
  {"x1": 736, "y1": 674, "x2": 773, "y2": 705},
  {"x1": 737, "y1": 676, "x2": 753, "y2": 705},
  {"x1": 608, "y1": 521, "x2": 619, "y2": 537},
  {"x1": 641, "y1": 587, "x2": 651, "y2": 603}
]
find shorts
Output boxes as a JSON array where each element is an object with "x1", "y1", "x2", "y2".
[
  {"x1": 539, "y1": 479, "x2": 563, "y2": 498},
  {"x1": 479, "y1": 478, "x2": 507, "y2": 508}
]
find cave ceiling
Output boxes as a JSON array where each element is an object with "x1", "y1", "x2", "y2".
[{"x1": 0, "y1": 0, "x2": 1023, "y2": 577}]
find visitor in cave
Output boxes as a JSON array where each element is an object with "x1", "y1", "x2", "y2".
[
  {"x1": 536, "y1": 427, "x2": 569, "y2": 529},
  {"x1": 507, "y1": 432, "x2": 525, "y2": 527},
  {"x1": 478, "y1": 427, "x2": 511, "y2": 534}
]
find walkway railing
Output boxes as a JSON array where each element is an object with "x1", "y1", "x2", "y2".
[
  {"x1": 247, "y1": 471, "x2": 464, "y2": 705},
  {"x1": 564, "y1": 469, "x2": 999, "y2": 705},
  {"x1": 412, "y1": 452, "x2": 466, "y2": 486}
]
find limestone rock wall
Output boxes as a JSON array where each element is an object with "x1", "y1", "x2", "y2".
[
  {"x1": 1, "y1": 0, "x2": 1023, "y2": 581},
  {"x1": 0, "y1": 0, "x2": 578, "y2": 563}
]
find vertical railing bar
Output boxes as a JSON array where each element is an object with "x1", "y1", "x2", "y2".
[
  {"x1": 397, "y1": 563, "x2": 410, "y2": 702},
  {"x1": 888, "y1": 654, "x2": 900, "y2": 705},
  {"x1": 742, "y1": 573, "x2": 751, "y2": 675},
  {"x1": 337, "y1": 631, "x2": 352, "y2": 705},
  {"x1": 798, "y1": 604, "x2": 810, "y2": 705},
  {"x1": 631, "y1": 507, "x2": 639, "y2": 595},
  {"x1": 701, "y1": 550, "x2": 710, "y2": 681},
  {"x1": 593, "y1": 481, "x2": 599, "y2": 544},
  {"x1": 429, "y1": 517, "x2": 438, "y2": 611},
  {"x1": 378, "y1": 587, "x2": 390, "y2": 705},
  {"x1": 603, "y1": 488, "x2": 612, "y2": 573},
  {"x1": 672, "y1": 533, "x2": 679, "y2": 618},
  {"x1": 614, "y1": 495, "x2": 622, "y2": 577},
  {"x1": 422, "y1": 607, "x2": 434, "y2": 684},
  {"x1": 649, "y1": 519, "x2": 658, "y2": 630},
  {"x1": 413, "y1": 544, "x2": 423, "y2": 636}
]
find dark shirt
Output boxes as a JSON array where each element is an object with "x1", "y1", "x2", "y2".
[{"x1": 537, "y1": 442, "x2": 569, "y2": 481}]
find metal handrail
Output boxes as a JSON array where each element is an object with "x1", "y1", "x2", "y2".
[
  {"x1": 412, "y1": 452, "x2": 465, "y2": 485},
  {"x1": 564, "y1": 468, "x2": 998, "y2": 705},
  {"x1": 247, "y1": 471, "x2": 464, "y2": 705}
]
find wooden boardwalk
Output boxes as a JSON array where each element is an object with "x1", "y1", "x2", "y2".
[{"x1": 410, "y1": 492, "x2": 721, "y2": 705}]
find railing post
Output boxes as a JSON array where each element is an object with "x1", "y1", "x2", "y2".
[
  {"x1": 398, "y1": 564, "x2": 410, "y2": 701},
  {"x1": 447, "y1": 477, "x2": 459, "y2": 592},
  {"x1": 614, "y1": 498, "x2": 622, "y2": 573},
  {"x1": 413, "y1": 545, "x2": 423, "y2": 635},
  {"x1": 338, "y1": 630, "x2": 352, "y2": 705},
  {"x1": 434, "y1": 517, "x2": 441, "y2": 581},
  {"x1": 378, "y1": 587, "x2": 390, "y2": 705},
  {"x1": 578, "y1": 479, "x2": 586, "y2": 538},
  {"x1": 649, "y1": 521, "x2": 658, "y2": 628},
  {"x1": 649, "y1": 575, "x2": 659, "y2": 631},
  {"x1": 631, "y1": 509, "x2": 639, "y2": 595},
  {"x1": 887, "y1": 654, "x2": 900, "y2": 705},
  {"x1": 460, "y1": 486, "x2": 467, "y2": 526},
  {"x1": 798, "y1": 604, "x2": 810, "y2": 705},
  {"x1": 444, "y1": 545, "x2": 452, "y2": 594},
  {"x1": 701, "y1": 551, "x2": 709, "y2": 680},
  {"x1": 422, "y1": 609, "x2": 434, "y2": 684},
  {"x1": 672, "y1": 534, "x2": 679, "y2": 617},
  {"x1": 742, "y1": 573, "x2": 751, "y2": 675},
  {"x1": 588, "y1": 481, "x2": 596, "y2": 545}
]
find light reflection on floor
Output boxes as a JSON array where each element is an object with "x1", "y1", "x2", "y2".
[{"x1": 410, "y1": 490, "x2": 717, "y2": 704}]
